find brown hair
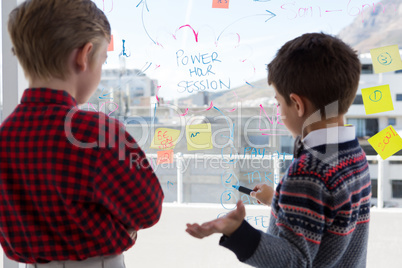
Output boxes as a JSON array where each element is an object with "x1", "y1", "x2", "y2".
[
  {"x1": 268, "y1": 33, "x2": 361, "y2": 115},
  {"x1": 8, "y1": 0, "x2": 111, "y2": 81}
]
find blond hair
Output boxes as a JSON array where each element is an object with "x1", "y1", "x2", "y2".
[{"x1": 8, "y1": 0, "x2": 111, "y2": 81}]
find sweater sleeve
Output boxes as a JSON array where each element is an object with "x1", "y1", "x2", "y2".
[{"x1": 221, "y1": 171, "x2": 333, "y2": 267}]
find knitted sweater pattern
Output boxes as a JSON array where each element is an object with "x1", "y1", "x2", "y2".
[{"x1": 244, "y1": 139, "x2": 371, "y2": 268}]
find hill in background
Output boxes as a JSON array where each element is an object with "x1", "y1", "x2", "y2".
[{"x1": 338, "y1": 0, "x2": 402, "y2": 53}]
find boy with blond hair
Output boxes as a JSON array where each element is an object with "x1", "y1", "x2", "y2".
[
  {"x1": 187, "y1": 33, "x2": 371, "y2": 267},
  {"x1": 0, "y1": 0, "x2": 163, "y2": 267}
]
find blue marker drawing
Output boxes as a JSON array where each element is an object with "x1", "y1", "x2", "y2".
[
  {"x1": 119, "y1": 39, "x2": 131, "y2": 57},
  {"x1": 167, "y1": 181, "x2": 174, "y2": 189},
  {"x1": 377, "y1": 52, "x2": 392, "y2": 66},
  {"x1": 264, "y1": 172, "x2": 273, "y2": 183},
  {"x1": 220, "y1": 190, "x2": 237, "y2": 210},
  {"x1": 221, "y1": 171, "x2": 239, "y2": 189},
  {"x1": 98, "y1": 88, "x2": 113, "y2": 100},
  {"x1": 190, "y1": 132, "x2": 200, "y2": 138},
  {"x1": 244, "y1": 171, "x2": 262, "y2": 184},
  {"x1": 217, "y1": 10, "x2": 276, "y2": 42},
  {"x1": 221, "y1": 144, "x2": 238, "y2": 164},
  {"x1": 213, "y1": 106, "x2": 234, "y2": 140},
  {"x1": 136, "y1": 0, "x2": 157, "y2": 45},
  {"x1": 225, "y1": 174, "x2": 233, "y2": 183},
  {"x1": 245, "y1": 81, "x2": 255, "y2": 87},
  {"x1": 274, "y1": 174, "x2": 280, "y2": 184},
  {"x1": 215, "y1": 106, "x2": 238, "y2": 164},
  {"x1": 138, "y1": 62, "x2": 152, "y2": 75}
]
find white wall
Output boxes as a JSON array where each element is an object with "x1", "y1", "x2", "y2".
[{"x1": 125, "y1": 204, "x2": 402, "y2": 268}]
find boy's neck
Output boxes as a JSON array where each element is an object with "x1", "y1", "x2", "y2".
[{"x1": 302, "y1": 115, "x2": 345, "y2": 139}]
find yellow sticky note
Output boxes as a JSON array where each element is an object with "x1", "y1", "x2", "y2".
[
  {"x1": 370, "y1": 45, "x2": 402, "y2": 73},
  {"x1": 150, "y1": 128, "x2": 181, "y2": 150},
  {"x1": 361, "y1": 84, "x2": 394, "y2": 115},
  {"x1": 186, "y1": 123, "x2": 213, "y2": 151},
  {"x1": 157, "y1": 150, "x2": 174, "y2": 165},
  {"x1": 368, "y1": 126, "x2": 402, "y2": 160}
]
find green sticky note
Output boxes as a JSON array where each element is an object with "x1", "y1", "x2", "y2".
[
  {"x1": 186, "y1": 123, "x2": 213, "y2": 151},
  {"x1": 368, "y1": 126, "x2": 402, "y2": 160},
  {"x1": 361, "y1": 84, "x2": 394, "y2": 115},
  {"x1": 150, "y1": 128, "x2": 181, "y2": 150},
  {"x1": 370, "y1": 45, "x2": 402, "y2": 73}
]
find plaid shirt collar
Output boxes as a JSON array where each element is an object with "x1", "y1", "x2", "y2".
[{"x1": 21, "y1": 88, "x2": 78, "y2": 107}]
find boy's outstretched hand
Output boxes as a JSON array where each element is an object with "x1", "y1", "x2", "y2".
[
  {"x1": 186, "y1": 200, "x2": 245, "y2": 238},
  {"x1": 250, "y1": 183, "x2": 274, "y2": 205}
]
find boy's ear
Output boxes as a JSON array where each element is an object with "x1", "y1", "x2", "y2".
[
  {"x1": 75, "y1": 42, "x2": 94, "y2": 72},
  {"x1": 289, "y1": 93, "x2": 305, "y2": 117}
]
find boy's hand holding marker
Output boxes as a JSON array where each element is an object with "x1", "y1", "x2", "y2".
[
  {"x1": 232, "y1": 184, "x2": 274, "y2": 206},
  {"x1": 250, "y1": 184, "x2": 274, "y2": 206}
]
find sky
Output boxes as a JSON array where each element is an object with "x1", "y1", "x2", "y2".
[{"x1": 95, "y1": 0, "x2": 387, "y2": 101}]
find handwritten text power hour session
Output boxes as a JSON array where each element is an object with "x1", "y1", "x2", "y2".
[{"x1": 176, "y1": 49, "x2": 230, "y2": 93}]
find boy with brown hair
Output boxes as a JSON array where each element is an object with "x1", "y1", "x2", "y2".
[
  {"x1": 186, "y1": 33, "x2": 371, "y2": 267},
  {"x1": 0, "y1": 0, "x2": 163, "y2": 267}
]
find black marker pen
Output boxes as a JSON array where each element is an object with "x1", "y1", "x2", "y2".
[{"x1": 232, "y1": 185, "x2": 253, "y2": 195}]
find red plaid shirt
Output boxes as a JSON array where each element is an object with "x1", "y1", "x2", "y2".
[{"x1": 0, "y1": 88, "x2": 164, "y2": 263}]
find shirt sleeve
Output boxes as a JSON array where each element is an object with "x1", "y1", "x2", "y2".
[
  {"x1": 220, "y1": 172, "x2": 333, "y2": 268},
  {"x1": 93, "y1": 117, "x2": 164, "y2": 230}
]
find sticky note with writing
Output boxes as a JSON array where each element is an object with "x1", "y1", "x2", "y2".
[
  {"x1": 368, "y1": 125, "x2": 402, "y2": 160},
  {"x1": 212, "y1": 0, "x2": 229, "y2": 9},
  {"x1": 370, "y1": 45, "x2": 402, "y2": 73},
  {"x1": 186, "y1": 123, "x2": 213, "y2": 151},
  {"x1": 108, "y1": 35, "x2": 114, "y2": 52},
  {"x1": 157, "y1": 150, "x2": 174, "y2": 165},
  {"x1": 150, "y1": 128, "x2": 181, "y2": 150},
  {"x1": 361, "y1": 84, "x2": 394, "y2": 115}
]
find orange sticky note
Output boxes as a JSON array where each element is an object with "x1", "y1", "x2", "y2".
[
  {"x1": 361, "y1": 84, "x2": 394, "y2": 115},
  {"x1": 212, "y1": 0, "x2": 229, "y2": 9},
  {"x1": 107, "y1": 35, "x2": 114, "y2": 52},
  {"x1": 368, "y1": 125, "x2": 402, "y2": 160},
  {"x1": 157, "y1": 150, "x2": 174, "y2": 165}
]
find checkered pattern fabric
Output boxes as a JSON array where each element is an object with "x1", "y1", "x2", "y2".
[{"x1": 0, "y1": 88, "x2": 164, "y2": 263}]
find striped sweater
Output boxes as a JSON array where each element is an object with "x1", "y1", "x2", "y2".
[{"x1": 220, "y1": 138, "x2": 371, "y2": 268}]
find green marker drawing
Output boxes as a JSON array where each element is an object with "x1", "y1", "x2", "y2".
[
  {"x1": 369, "y1": 90, "x2": 382, "y2": 102},
  {"x1": 377, "y1": 52, "x2": 392, "y2": 66}
]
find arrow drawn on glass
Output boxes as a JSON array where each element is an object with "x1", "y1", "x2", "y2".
[{"x1": 216, "y1": 10, "x2": 276, "y2": 42}]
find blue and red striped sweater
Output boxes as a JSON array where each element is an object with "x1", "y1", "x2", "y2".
[{"x1": 220, "y1": 137, "x2": 371, "y2": 268}]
